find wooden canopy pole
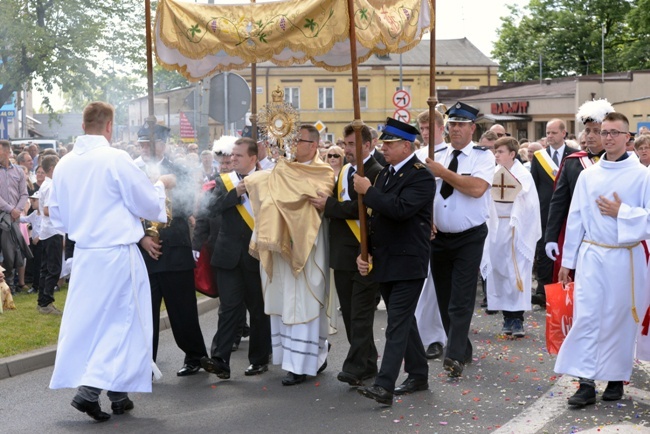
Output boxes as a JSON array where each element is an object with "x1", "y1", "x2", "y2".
[
  {"x1": 346, "y1": 0, "x2": 368, "y2": 261},
  {"x1": 145, "y1": 0, "x2": 157, "y2": 143},
  {"x1": 427, "y1": 0, "x2": 438, "y2": 160},
  {"x1": 250, "y1": 0, "x2": 258, "y2": 142}
]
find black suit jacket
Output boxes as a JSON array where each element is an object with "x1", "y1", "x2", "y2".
[
  {"x1": 363, "y1": 154, "x2": 434, "y2": 283},
  {"x1": 372, "y1": 149, "x2": 387, "y2": 167},
  {"x1": 324, "y1": 156, "x2": 383, "y2": 271},
  {"x1": 195, "y1": 174, "x2": 258, "y2": 271},
  {"x1": 530, "y1": 145, "x2": 577, "y2": 229},
  {"x1": 142, "y1": 158, "x2": 195, "y2": 274}
]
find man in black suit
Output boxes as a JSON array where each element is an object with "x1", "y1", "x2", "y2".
[
  {"x1": 195, "y1": 137, "x2": 271, "y2": 379},
  {"x1": 354, "y1": 118, "x2": 435, "y2": 406},
  {"x1": 529, "y1": 119, "x2": 577, "y2": 306},
  {"x1": 137, "y1": 125, "x2": 208, "y2": 377},
  {"x1": 309, "y1": 123, "x2": 383, "y2": 387},
  {"x1": 369, "y1": 127, "x2": 387, "y2": 166}
]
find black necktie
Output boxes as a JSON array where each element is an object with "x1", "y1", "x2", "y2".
[
  {"x1": 347, "y1": 166, "x2": 355, "y2": 185},
  {"x1": 237, "y1": 173, "x2": 247, "y2": 180},
  {"x1": 385, "y1": 167, "x2": 396, "y2": 186},
  {"x1": 552, "y1": 150, "x2": 559, "y2": 166},
  {"x1": 440, "y1": 150, "x2": 462, "y2": 199}
]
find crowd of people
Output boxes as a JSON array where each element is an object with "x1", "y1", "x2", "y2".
[{"x1": 2, "y1": 97, "x2": 650, "y2": 422}]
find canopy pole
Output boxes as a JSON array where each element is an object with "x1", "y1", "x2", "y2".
[
  {"x1": 250, "y1": 0, "x2": 258, "y2": 141},
  {"x1": 427, "y1": 0, "x2": 438, "y2": 160},
  {"x1": 145, "y1": 0, "x2": 157, "y2": 143},
  {"x1": 346, "y1": 0, "x2": 368, "y2": 261}
]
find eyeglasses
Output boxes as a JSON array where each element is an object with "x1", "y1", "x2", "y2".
[
  {"x1": 295, "y1": 139, "x2": 313, "y2": 144},
  {"x1": 327, "y1": 154, "x2": 341, "y2": 159},
  {"x1": 599, "y1": 130, "x2": 628, "y2": 138},
  {"x1": 637, "y1": 146, "x2": 650, "y2": 152},
  {"x1": 495, "y1": 133, "x2": 505, "y2": 138}
]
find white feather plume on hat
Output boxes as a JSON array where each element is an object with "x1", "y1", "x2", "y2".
[
  {"x1": 212, "y1": 136, "x2": 238, "y2": 155},
  {"x1": 576, "y1": 99, "x2": 615, "y2": 125}
]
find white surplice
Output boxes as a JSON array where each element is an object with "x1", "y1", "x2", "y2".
[
  {"x1": 484, "y1": 161, "x2": 541, "y2": 311},
  {"x1": 555, "y1": 156, "x2": 650, "y2": 381},
  {"x1": 48, "y1": 135, "x2": 166, "y2": 393}
]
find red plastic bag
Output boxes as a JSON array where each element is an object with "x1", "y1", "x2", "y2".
[
  {"x1": 194, "y1": 245, "x2": 218, "y2": 298},
  {"x1": 545, "y1": 282, "x2": 574, "y2": 355}
]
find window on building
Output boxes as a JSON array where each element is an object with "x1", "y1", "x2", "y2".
[
  {"x1": 284, "y1": 87, "x2": 300, "y2": 109},
  {"x1": 359, "y1": 86, "x2": 368, "y2": 109},
  {"x1": 318, "y1": 87, "x2": 334, "y2": 109},
  {"x1": 535, "y1": 122, "x2": 546, "y2": 141},
  {"x1": 324, "y1": 133, "x2": 335, "y2": 142}
]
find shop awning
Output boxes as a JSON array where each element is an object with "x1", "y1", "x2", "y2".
[{"x1": 476, "y1": 114, "x2": 531, "y2": 123}]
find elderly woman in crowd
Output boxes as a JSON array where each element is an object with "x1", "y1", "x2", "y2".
[{"x1": 635, "y1": 134, "x2": 650, "y2": 167}]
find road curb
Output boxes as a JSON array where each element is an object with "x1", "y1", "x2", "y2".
[{"x1": 0, "y1": 296, "x2": 219, "y2": 381}]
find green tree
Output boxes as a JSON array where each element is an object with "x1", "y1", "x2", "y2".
[
  {"x1": 0, "y1": 0, "x2": 146, "y2": 110},
  {"x1": 493, "y1": 0, "x2": 637, "y2": 82}
]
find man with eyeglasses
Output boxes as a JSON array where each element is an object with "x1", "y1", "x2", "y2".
[
  {"x1": 309, "y1": 123, "x2": 383, "y2": 388},
  {"x1": 489, "y1": 124, "x2": 507, "y2": 138},
  {"x1": 555, "y1": 112, "x2": 650, "y2": 407},
  {"x1": 246, "y1": 125, "x2": 335, "y2": 386},
  {"x1": 529, "y1": 118, "x2": 578, "y2": 307},
  {"x1": 544, "y1": 100, "x2": 613, "y2": 292}
]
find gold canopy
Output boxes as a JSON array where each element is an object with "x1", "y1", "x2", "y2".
[{"x1": 155, "y1": 0, "x2": 433, "y2": 81}]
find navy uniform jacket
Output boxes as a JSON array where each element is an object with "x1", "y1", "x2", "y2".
[
  {"x1": 363, "y1": 154, "x2": 434, "y2": 283},
  {"x1": 141, "y1": 158, "x2": 195, "y2": 274},
  {"x1": 324, "y1": 156, "x2": 383, "y2": 271}
]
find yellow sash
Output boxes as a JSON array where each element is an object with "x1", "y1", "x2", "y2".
[
  {"x1": 220, "y1": 172, "x2": 254, "y2": 231},
  {"x1": 534, "y1": 149, "x2": 559, "y2": 182},
  {"x1": 337, "y1": 164, "x2": 361, "y2": 243}
]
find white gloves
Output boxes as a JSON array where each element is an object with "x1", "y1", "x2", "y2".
[
  {"x1": 545, "y1": 242, "x2": 559, "y2": 261},
  {"x1": 192, "y1": 250, "x2": 200, "y2": 262}
]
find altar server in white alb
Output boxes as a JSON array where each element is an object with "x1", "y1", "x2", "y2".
[
  {"x1": 483, "y1": 137, "x2": 541, "y2": 337},
  {"x1": 555, "y1": 112, "x2": 650, "y2": 407},
  {"x1": 48, "y1": 102, "x2": 172, "y2": 422}
]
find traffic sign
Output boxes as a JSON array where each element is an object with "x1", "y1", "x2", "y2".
[
  {"x1": 0, "y1": 116, "x2": 8, "y2": 139},
  {"x1": 392, "y1": 90, "x2": 411, "y2": 109},
  {"x1": 314, "y1": 120, "x2": 326, "y2": 133},
  {"x1": 209, "y1": 72, "x2": 251, "y2": 124},
  {"x1": 393, "y1": 109, "x2": 410, "y2": 124}
]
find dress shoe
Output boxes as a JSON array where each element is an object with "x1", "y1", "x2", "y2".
[
  {"x1": 485, "y1": 309, "x2": 499, "y2": 315},
  {"x1": 337, "y1": 371, "x2": 363, "y2": 386},
  {"x1": 394, "y1": 377, "x2": 429, "y2": 395},
  {"x1": 602, "y1": 381, "x2": 624, "y2": 401},
  {"x1": 244, "y1": 364, "x2": 269, "y2": 376},
  {"x1": 531, "y1": 293, "x2": 546, "y2": 308},
  {"x1": 567, "y1": 384, "x2": 596, "y2": 407},
  {"x1": 200, "y1": 356, "x2": 230, "y2": 379},
  {"x1": 358, "y1": 385, "x2": 393, "y2": 406},
  {"x1": 111, "y1": 397, "x2": 134, "y2": 415},
  {"x1": 425, "y1": 342, "x2": 444, "y2": 360},
  {"x1": 282, "y1": 371, "x2": 306, "y2": 386},
  {"x1": 177, "y1": 363, "x2": 201, "y2": 376},
  {"x1": 232, "y1": 342, "x2": 239, "y2": 352},
  {"x1": 443, "y1": 357, "x2": 465, "y2": 378},
  {"x1": 71, "y1": 396, "x2": 111, "y2": 422}
]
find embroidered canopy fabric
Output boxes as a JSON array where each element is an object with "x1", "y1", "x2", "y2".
[{"x1": 155, "y1": 0, "x2": 432, "y2": 81}]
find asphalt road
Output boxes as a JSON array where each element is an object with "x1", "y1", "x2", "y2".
[{"x1": 2, "y1": 290, "x2": 650, "y2": 433}]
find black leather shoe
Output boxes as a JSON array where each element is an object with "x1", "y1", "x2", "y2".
[
  {"x1": 282, "y1": 371, "x2": 306, "y2": 386},
  {"x1": 358, "y1": 385, "x2": 393, "y2": 406},
  {"x1": 177, "y1": 364, "x2": 201, "y2": 377},
  {"x1": 111, "y1": 398, "x2": 134, "y2": 415},
  {"x1": 337, "y1": 371, "x2": 363, "y2": 386},
  {"x1": 244, "y1": 364, "x2": 269, "y2": 376},
  {"x1": 394, "y1": 377, "x2": 429, "y2": 395},
  {"x1": 425, "y1": 342, "x2": 443, "y2": 360},
  {"x1": 71, "y1": 397, "x2": 111, "y2": 422},
  {"x1": 567, "y1": 384, "x2": 596, "y2": 406},
  {"x1": 443, "y1": 357, "x2": 465, "y2": 378},
  {"x1": 200, "y1": 356, "x2": 230, "y2": 379},
  {"x1": 232, "y1": 342, "x2": 239, "y2": 352},
  {"x1": 531, "y1": 293, "x2": 546, "y2": 308},
  {"x1": 602, "y1": 381, "x2": 624, "y2": 401}
]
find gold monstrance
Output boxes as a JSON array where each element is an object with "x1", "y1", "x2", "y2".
[{"x1": 257, "y1": 86, "x2": 300, "y2": 159}]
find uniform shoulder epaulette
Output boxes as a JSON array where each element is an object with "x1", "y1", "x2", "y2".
[
  {"x1": 413, "y1": 162, "x2": 426, "y2": 169},
  {"x1": 473, "y1": 145, "x2": 489, "y2": 151}
]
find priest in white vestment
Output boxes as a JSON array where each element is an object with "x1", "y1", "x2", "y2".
[
  {"x1": 48, "y1": 102, "x2": 169, "y2": 422},
  {"x1": 556, "y1": 112, "x2": 650, "y2": 407},
  {"x1": 246, "y1": 125, "x2": 335, "y2": 386},
  {"x1": 483, "y1": 138, "x2": 541, "y2": 337}
]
